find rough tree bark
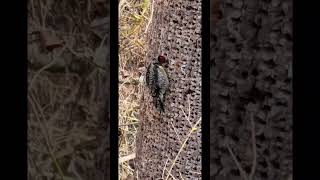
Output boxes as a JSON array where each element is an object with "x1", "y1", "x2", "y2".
[
  {"x1": 136, "y1": 0, "x2": 202, "y2": 179},
  {"x1": 210, "y1": 0, "x2": 292, "y2": 179}
]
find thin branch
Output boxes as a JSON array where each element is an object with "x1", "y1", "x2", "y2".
[
  {"x1": 144, "y1": 0, "x2": 154, "y2": 34},
  {"x1": 179, "y1": 171, "x2": 185, "y2": 180},
  {"x1": 164, "y1": 118, "x2": 201, "y2": 180},
  {"x1": 28, "y1": 93, "x2": 65, "y2": 180},
  {"x1": 226, "y1": 111, "x2": 258, "y2": 180},
  {"x1": 28, "y1": 45, "x2": 67, "y2": 91},
  {"x1": 187, "y1": 95, "x2": 191, "y2": 125},
  {"x1": 119, "y1": 122, "x2": 139, "y2": 126},
  {"x1": 164, "y1": 168, "x2": 177, "y2": 180},
  {"x1": 170, "y1": 121, "x2": 182, "y2": 144},
  {"x1": 119, "y1": 153, "x2": 136, "y2": 164},
  {"x1": 249, "y1": 113, "x2": 257, "y2": 180},
  {"x1": 180, "y1": 104, "x2": 193, "y2": 128},
  {"x1": 162, "y1": 157, "x2": 170, "y2": 179},
  {"x1": 226, "y1": 143, "x2": 248, "y2": 180}
]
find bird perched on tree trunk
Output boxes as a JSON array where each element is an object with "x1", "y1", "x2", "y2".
[{"x1": 145, "y1": 55, "x2": 169, "y2": 113}]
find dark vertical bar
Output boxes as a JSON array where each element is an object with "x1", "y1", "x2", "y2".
[
  {"x1": 295, "y1": 0, "x2": 320, "y2": 179},
  {"x1": 202, "y1": 0, "x2": 210, "y2": 179},
  {"x1": 110, "y1": 0, "x2": 119, "y2": 179},
  {"x1": 292, "y1": 0, "x2": 297, "y2": 179},
  {"x1": 3, "y1": 0, "x2": 27, "y2": 179},
  {"x1": 23, "y1": 0, "x2": 29, "y2": 179}
]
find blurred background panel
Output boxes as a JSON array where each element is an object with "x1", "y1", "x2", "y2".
[
  {"x1": 27, "y1": 0, "x2": 110, "y2": 179},
  {"x1": 210, "y1": 0, "x2": 292, "y2": 179}
]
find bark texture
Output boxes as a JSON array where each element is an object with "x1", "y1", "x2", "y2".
[
  {"x1": 136, "y1": 0, "x2": 202, "y2": 179},
  {"x1": 210, "y1": 0, "x2": 292, "y2": 179}
]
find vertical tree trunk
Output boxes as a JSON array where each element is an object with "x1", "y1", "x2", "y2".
[{"x1": 136, "y1": 0, "x2": 202, "y2": 179}]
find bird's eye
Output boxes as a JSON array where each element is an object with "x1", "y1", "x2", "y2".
[{"x1": 158, "y1": 55, "x2": 166, "y2": 64}]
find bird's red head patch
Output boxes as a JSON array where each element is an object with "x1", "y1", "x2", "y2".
[{"x1": 158, "y1": 55, "x2": 166, "y2": 64}]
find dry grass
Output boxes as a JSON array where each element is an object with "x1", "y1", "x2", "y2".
[
  {"x1": 28, "y1": 0, "x2": 109, "y2": 180},
  {"x1": 118, "y1": 0, "x2": 152, "y2": 179}
]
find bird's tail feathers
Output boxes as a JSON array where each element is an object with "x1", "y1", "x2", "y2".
[{"x1": 155, "y1": 97, "x2": 165, "y2": 113}]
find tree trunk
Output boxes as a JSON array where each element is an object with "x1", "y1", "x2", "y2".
[{"x1": 136, "y1": 0, "x2": 202, "y2": 179}]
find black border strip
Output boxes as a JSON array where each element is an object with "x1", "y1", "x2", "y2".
[
  {"x1": 294, "y1": 0, "x2": 319, "y2": 179},
  {"x1": 202, "y1": 0, "x2": 210, "y2": 179},
  {"x1": 4, "y1": 0, "x2": 27, "y2": 179},
  {"x1": 110, "y1": 0, "x2": 119, "y2": 179},
  {"x1": 292, "y1": 0, "x2": 296, "y2": 179}
]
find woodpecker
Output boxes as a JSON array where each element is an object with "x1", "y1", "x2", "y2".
[{"x1": 145, "y1": 55, "x2": 169, "y2": 113}]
